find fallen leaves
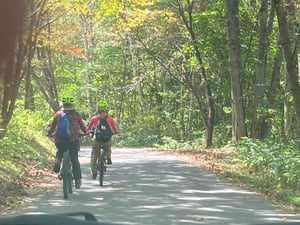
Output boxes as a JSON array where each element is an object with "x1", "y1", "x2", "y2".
[{"x1": 0, "y1": 165, "x2": 59, "y2": 215}]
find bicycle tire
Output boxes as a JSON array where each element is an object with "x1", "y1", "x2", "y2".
[
  {"x1": 63, "y1": 177, "x2": 69, "y2": 199},
  {"x1": 68, "y1": 175, "x2": 73, "y2": 194},
  {"x1": 62, "y1": 151, "x2": 71, "y2": 199},
  {"x1": 98, "y1": 149, "x2": 105, "y2": 186}
]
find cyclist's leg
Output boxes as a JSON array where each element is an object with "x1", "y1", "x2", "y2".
[
  {"x1": 103, "y1": 140, "x2": 112, "y2": 164},
  {"x1": 53, "y1": 141, "x2": 67, "y2": 173},
  {"x1": 69, "y1": 140, "x2": 82, "y2": 188},
  {"x1": 91, "y1": 140, "x2": 101, "y2": 178}
]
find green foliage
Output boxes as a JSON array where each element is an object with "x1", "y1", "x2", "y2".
[
  {"x1": 0, "y1": 108, "x2": 56, "y2": 186},
  {"x1": 213, "y1": 122, "x2": 232, "y2": 148},
  {"x1": 116, "y1": 132, "x2": 162, "y2": 147},
  {"x1": 235, "y1": 137, "x2": 300, "y2": 197},
  {"x1": 115, "y1": 126, "x2": 204, "y2": 150},
  {"x1": 155, "y1": 136, "x2": 204, "y2": 151}
]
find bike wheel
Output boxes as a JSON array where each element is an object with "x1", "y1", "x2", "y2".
[
  {"x1": 62, "y1": 151, "x2": 71, "y2": 199},
  {"x1": 68, "y1": 176, "x2": 73, "y2": 194},
  {"x1": 63, "y1": 177, "x2": 69, "y2": 199},
  {"x1": 98, "y1": 149, "x2": 105, "y2": 186}
]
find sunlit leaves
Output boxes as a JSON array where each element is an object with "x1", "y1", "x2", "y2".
[{"x1": 236, "y1": 137, "x2": 300, "y2": 194}]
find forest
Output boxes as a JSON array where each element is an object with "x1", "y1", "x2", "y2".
[{"x1": 0, "y1": 0, "x2": 300, "y2": 208}]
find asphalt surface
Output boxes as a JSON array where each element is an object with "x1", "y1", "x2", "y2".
[{"x1": 7, "y1": 147, "x2": 300, "y2": 225}]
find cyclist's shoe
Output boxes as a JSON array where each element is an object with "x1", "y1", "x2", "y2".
[
  {"x1": 92, "y1": 174, "x2": 97, "y2": 180},
  {"x1": 53, "y1": 159, "x2": 61, "y2": 173},
  {"x1": 107, "y1": 157, "x2": 112, "y2": 165},
  {"x1": 75, "y1": 179, "x2": 81, "y2": 189}
]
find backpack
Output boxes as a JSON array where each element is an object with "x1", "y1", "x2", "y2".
[
  {"x1": 94, "y1": 116, "x2": 113, "y2": 142},
  {"x1": 56, "y1": 111, "x2": 73, "y2": 140}
]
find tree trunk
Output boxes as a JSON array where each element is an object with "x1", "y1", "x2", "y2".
[
  {"x1": 274, "y1": 0, "x2": 300, "y2": 136},
  {"x1": 79, "y1": 13, "x2": 94, "y2": 116},
  {"x1": 267, "y1": 46, "x2": 283, "y2": 138},
  {"x1": 268, "y1": 47, "x2": 283, "y2": 105},
  {"x1": 225, "y1": 0, "x2": 247, "y2": 143},
  {"x1": 24, "y1": 0, "x2": 42, "y2": 111},
  {"x1": 31, "y1": 2, "x2": 59, "y2": 113},
  {"x1": 127, "y1": 34, "x2": 145, "y2": 113},
  {"x1": 187, "y1": 84, "x2": 194, "y2": 141},
  {"x1": 283, "y1": 67, "x2": 294, "y2": 137},
  {"x1": 177, "y1": 0, "x2": 215, "y2": 148},
  {"x1": 0, "y1": 1, "x2": 27, "y2": 138},
  {"x1": 251, "y1": 0, "x2": 269, "y2": 139}
]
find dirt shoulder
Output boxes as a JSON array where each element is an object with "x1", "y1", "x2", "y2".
[{"x1": 0, "y1": 166, "x2": 59, "y2": 215}]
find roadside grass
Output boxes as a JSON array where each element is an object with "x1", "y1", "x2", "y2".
[
  {"x1": 0, "y1": 110, "x2": 56, "y2": 214},
  {"x1": 223, "y1": 165, "x2": 300, "y2": 211},
  {"x1": 0, "y1": 131, "x2": 55, "y2": 183},
  {"x1": 177, "y1": 146, "x2": 300, "y2": 212}
]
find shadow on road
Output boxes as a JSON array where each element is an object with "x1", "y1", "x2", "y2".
[{"x1": 12, "y1": 148, "x2": 300, "y2": 225}]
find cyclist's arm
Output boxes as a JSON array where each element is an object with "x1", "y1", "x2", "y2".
[
  {"x1": 77, "y1": 114, "x2": 87, "y2": 134},
  {"x1": 47, "y1": 112, "x2": 60, "y2": 136},
  {"x1": 107, "y1": 117, "x2": 118, "y2": 134},
  {"x1": 86, "y1": 116, "x2": 97, "y2": 133}
]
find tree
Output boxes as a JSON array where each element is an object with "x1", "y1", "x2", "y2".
[
  {"x1": 32, "y1": 1, "x2": 60, "y2": 112},
  {"x1": 78, "y1": 2, "x2": 96, "y2": 116},
  {"x1": 176, "y1": 0, "x2": 215, "y2": 148},
  {"x1": 251, "y1": 0, "x2": 272, "y2": 139},
  {"x1": 274, "y1": 0, "x2": 300, "y2": 137},
  {"x1": 24, "y1": 0, "x2": 47, "y2": 111},
  {"x1": 225, "y1": 0, "x2": 247, "y2": 143},
  {"x1": 0, "y1": 1, "x2": 27, "y2": 138}
]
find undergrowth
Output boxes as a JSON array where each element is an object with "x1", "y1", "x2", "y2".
[
  {"x1": 231, "y1": 137, "x2": 300, "y2": 209},
  {"x1": 0, "y1": 109, "x2": 56, "y2": 187}
]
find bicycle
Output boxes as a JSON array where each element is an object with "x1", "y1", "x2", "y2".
[
  {"x1": 47, "y1": 133, "x2": 73, "y2": 199},
  {"x1": 97, "y1": 145, "x2": 107, "y2": 186},
  {"x1": 59, "y1": 149, "x2": 73, "y2": 199}
]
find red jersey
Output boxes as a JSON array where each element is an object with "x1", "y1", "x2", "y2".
[
  {"x1": 86, "y1": 113, "x2": 118, "y2": 134},
  {"x1": 48, "y1": 110, "x2": 86, "y2": 141}
]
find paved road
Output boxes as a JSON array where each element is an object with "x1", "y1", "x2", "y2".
[{"x1": 9, "y1": 148, "x2": 300, "y2": 225}]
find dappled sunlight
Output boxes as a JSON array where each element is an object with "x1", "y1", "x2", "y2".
[
  {"x1": 11, "y1": 148, "x2": 300, "y2": 225},
  {"x1": 181, "y1": 189, "x2": 255, "y2": 194}
]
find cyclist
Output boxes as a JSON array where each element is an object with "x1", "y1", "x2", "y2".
[
  {"x1": 47, "y1": 96, "x2": 87, "y2": 189},
  {"x1": 86, "y1": 100, "x2": 118, "y2": 179}
]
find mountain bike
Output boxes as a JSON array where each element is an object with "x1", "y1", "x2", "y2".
[
  {"x1": 47, "y1": 134, "x2": 74, "y2": 199},
  {"x1": 59, "y1": 150, "x2": 73, "y2": 199},
  {"x1": 97, "y1": 145, "x2": 107, "y2": 186}
]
